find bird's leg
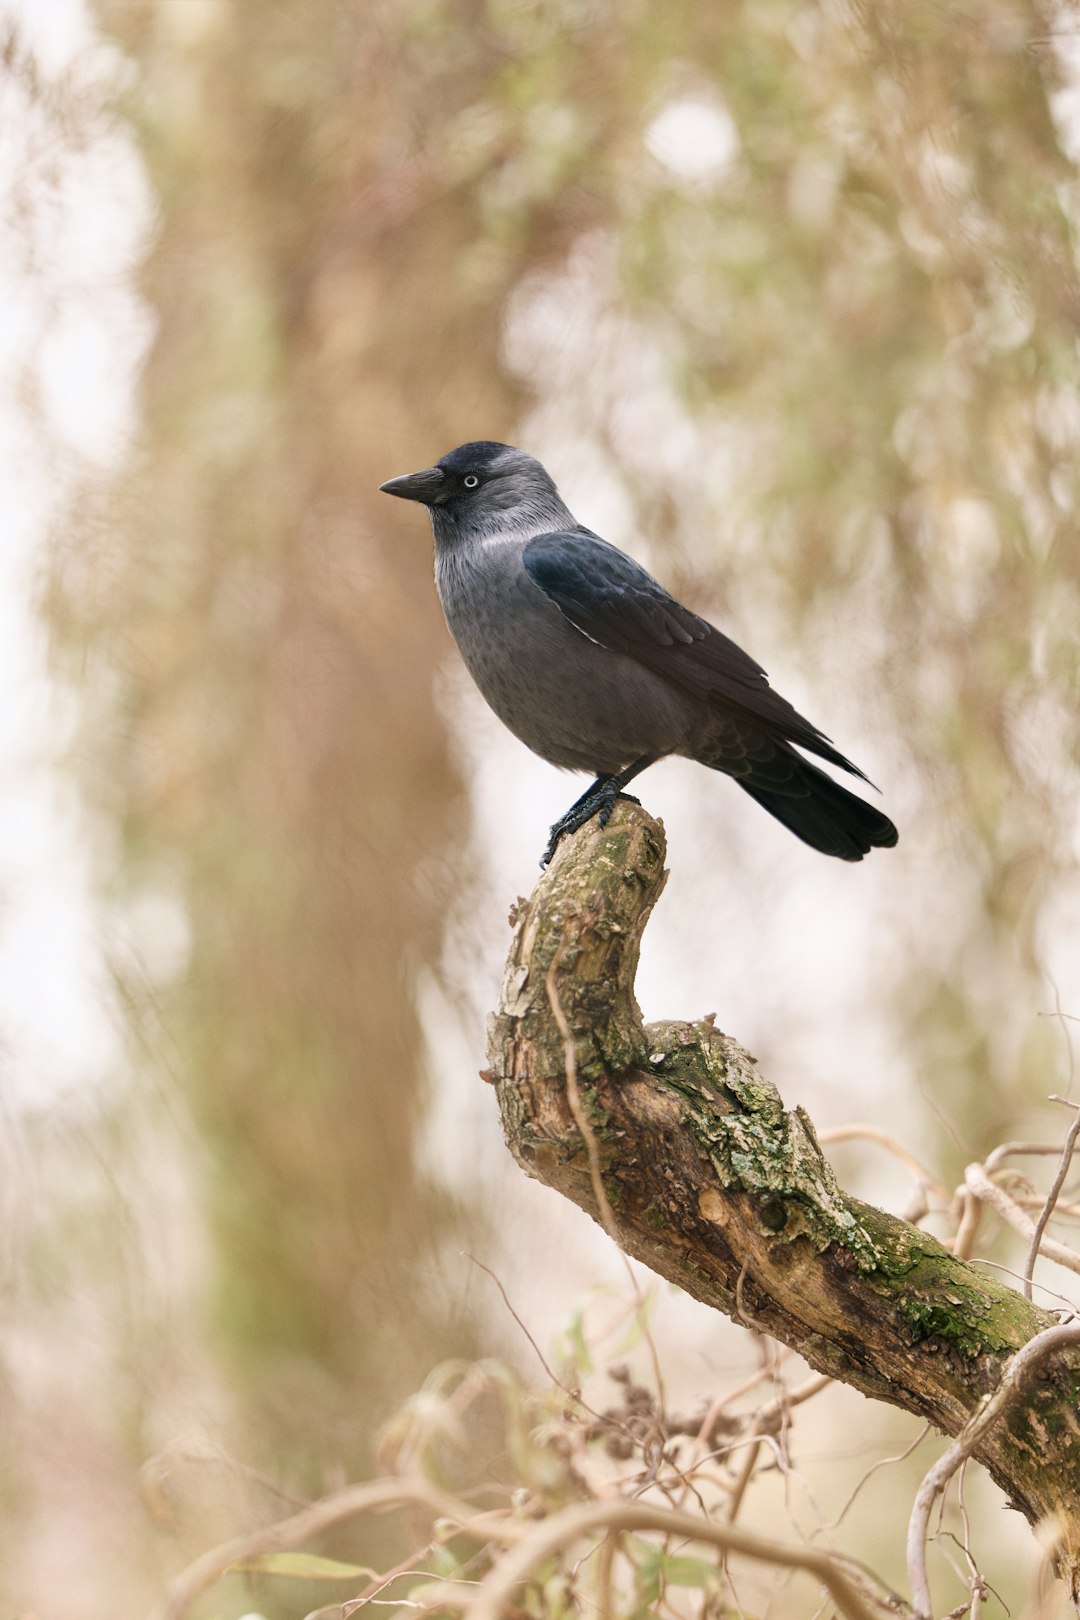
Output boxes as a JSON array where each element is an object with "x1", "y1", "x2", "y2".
[
  {"x1": 541, "y1": 777, "x2": 615, "y2": 866},
  {"x1": 540, "y1": 756, "x2": 656, "y2": 867}
]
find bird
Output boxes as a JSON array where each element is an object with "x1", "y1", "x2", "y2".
[{"x1": 380, "y1": 441, "x2": 898, "y2": 868}]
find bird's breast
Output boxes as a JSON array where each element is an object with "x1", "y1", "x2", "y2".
[{"x1": 434, "y1": 536, "x2": 694, "y2": 774}]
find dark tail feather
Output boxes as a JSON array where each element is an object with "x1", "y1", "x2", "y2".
[{"x1": 735, "y1": 753, "x2": 898, "y2": 862}]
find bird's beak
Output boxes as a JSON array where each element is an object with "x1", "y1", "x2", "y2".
[{"x1": 378, "y1": 466, "x2": 446, "y2": 505}]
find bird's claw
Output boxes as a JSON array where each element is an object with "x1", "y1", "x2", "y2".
[
  {"x1": 540, "y1": 785, "x2": 641, "y2": 868},
  {"x1": 597, "y1": 790, "x2": 640, "y2": 830}
]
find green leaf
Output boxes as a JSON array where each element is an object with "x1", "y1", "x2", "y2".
[
  {"x1": 630, "y1": 1540, "x2": 662, "y2": 1609},
  {"x1": 655, "y1": 1552, "x2": 721, "y2": 1589},
  {"x1": 613, "y1": 1287, "x2": 657, "y2": 1355},
  {"x1": 233, "y1": 1551, "x2": 377, "y2": 1580},
  {"x1": 554, "y1": 1306, "x2": 593, "y2": 1374},
  {"x1": 403, "y1": 1579, "x2": 457, "y2": 1607},
  {"x1": 429, "y1": 1540, "x2": 467, "y2": 1576},
  {"x1": 628, "y1": 1538, "x2": 722, "y2": 1598}
]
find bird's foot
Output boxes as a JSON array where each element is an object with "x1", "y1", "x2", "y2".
[{"x1": 540, "y1": 783, "x2": 641, "y2": 868}]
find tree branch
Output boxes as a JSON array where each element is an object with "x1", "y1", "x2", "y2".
[
  {"x1": 907, "y1": 1321, "x2": 1080, "y2": 1618},
  {"x1": 470, "y1": 1497, "x2": 890, "y2": 1620},
  {"x1": 488, "y1": 802, "x2": 1080, "y2": 1594}
]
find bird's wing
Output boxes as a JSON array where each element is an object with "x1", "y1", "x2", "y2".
[{"x1": 522, "y1": 529, "x2": 867, "y2": 781}]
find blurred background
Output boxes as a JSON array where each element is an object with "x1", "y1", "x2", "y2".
[{"x1": 3, "y1": 0, "x2": 1080, "y2": 1614}]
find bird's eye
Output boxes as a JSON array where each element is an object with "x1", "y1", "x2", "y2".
[{"x1": 463, "y1": 474, "x2": 479, "y2": 489}]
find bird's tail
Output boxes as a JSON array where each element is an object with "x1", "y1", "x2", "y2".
[{"x1": 726, "y1": 751, "x2": 898, "y2": 862}]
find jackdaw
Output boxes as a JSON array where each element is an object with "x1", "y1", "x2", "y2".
[{"x1": 380, "y1": 442, "x2": 898, "y2": 867}]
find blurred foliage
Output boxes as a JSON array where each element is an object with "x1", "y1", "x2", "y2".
[
  {"x1": 155, "y1": 1282, "x2": 1078, "y2": 1620},
  {"x1": 608, "y1": 0, "x2": 1080, "y2": 1152},
  {"x1": 59, "y1": 0, "x2": 630, "y2": 1474},
  {"x1": 492, "y1": 0, "x2": 1080, "y2": 1155},
  {"x1": 3, "y1": 0, "x2": 1079, "y2": 1613}
]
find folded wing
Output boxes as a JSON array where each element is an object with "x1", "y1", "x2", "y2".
[{"x1": 522, "y1": 529, "x2": 869, "y2": 783}]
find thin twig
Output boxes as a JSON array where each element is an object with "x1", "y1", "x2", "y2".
[
  {"x1": 615, "y1": 1259, "x2": 668, "y2": 1428},
  {"x1": 1039, "y1": 984, "x2": 1078, "y2": 1100},
  {"x1": 726, "y1": 1438, "x2": 762, "y2": 1522},
  {"x1": 545, "y1": 956, "x2": 619, "y2": 1241},
  {"x1": 965, "y1": 1256, "x2": 1079, "y2": 1314},
  {"x1": 596, "y1": 1529, "x2": 619, "y2": 1618},
  {"x1": 821, "y1": 1423, "x2": 932, "y2": 1534},
  {"x1": 762, "y1": 1372, "x2": 833, "y2": 1420},
  {"x1": 470, "y1": 1496, "x2": 889, "y2": 1620},
  {"x1": 464, "y1": 1253, "x2": 564, "y2": 1388},
  {"x1": 1015, "y1": 1195, "x2": 1080, "y2": 1221},
  {"x1": 146, "y1": 1478, "x2": 524, "y2": 1620},
  {"x1": 956, "y1": 1461, "x2": 976, "y2": 1589},
  {"x1": 733, "y1": 1264, "x2": 770, "y2": 1333},
  {"x1": 342, "y1": 1542, "x2": 438, "y2": 1609},
  {"x1": 138, "y1": 1446, "x2": 312, "y2": 1523},
  {"x1": 692, "y1": 1353, "x2": 794, "y2": 1447},
  {"x1": 963, "y1": 1163, "x2": 1080, "y2": 1280},
  {"x1": 984, "y1": 1142, "x2": 1069, "y2": 1173},
  {"x1": 545, "y1": 953, "x2": 668, "y2": 1419},
  {"x1": 906, "y1": 1321, "x2": 1080, "y2": 1619},
  {"x1": 1022, "y1": 1099, "x2": 1080, "y2": 1301},
  {"x1": 463, "y1": 1258, "x2": 649, "y2": 1457},
  {"x1": 817, "y1": 1125, "x2": 949, "y2": 1201},
  {"x1": 951, "y1": 1191, "x2": 982, "y2": 1260}
]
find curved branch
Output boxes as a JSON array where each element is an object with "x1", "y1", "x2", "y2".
[
  {"x1": 146, "y1": 1477, "x2": 522, "y2": 1620},
  {"x1": 471, "y1": 1497, "x2": 891, "y2": 1620},
  {"x1": 907, "y1": 1321, "x2": 1080, "y2": 1618},
  {"x1": 488, "y1": 802, "x2": 1080, "y2": 1595},
  {"x1": 965, "y1": 1160, "x2": 1080, "y2": 1280}
]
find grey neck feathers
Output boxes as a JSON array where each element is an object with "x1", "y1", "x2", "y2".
[{"x1": 430, "y1": 489, "x2": 576, "y2": 550}]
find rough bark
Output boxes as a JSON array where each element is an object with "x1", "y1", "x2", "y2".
[{"x1": 488, "y1": 802, "x2": 1080, "y2": 1590}]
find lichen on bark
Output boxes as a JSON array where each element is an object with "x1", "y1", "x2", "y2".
[{"x1": 488, "y1": 801, "x2": 1080, "y2": 1591}]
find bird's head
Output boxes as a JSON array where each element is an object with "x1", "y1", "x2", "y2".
[{"x1": 379, "y1": 442, "x2": 571, "y2": 541}]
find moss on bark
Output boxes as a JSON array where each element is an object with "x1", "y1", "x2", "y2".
[{"x1": 489, "y1": 802, "x2": 1080, "y2": 1592}]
